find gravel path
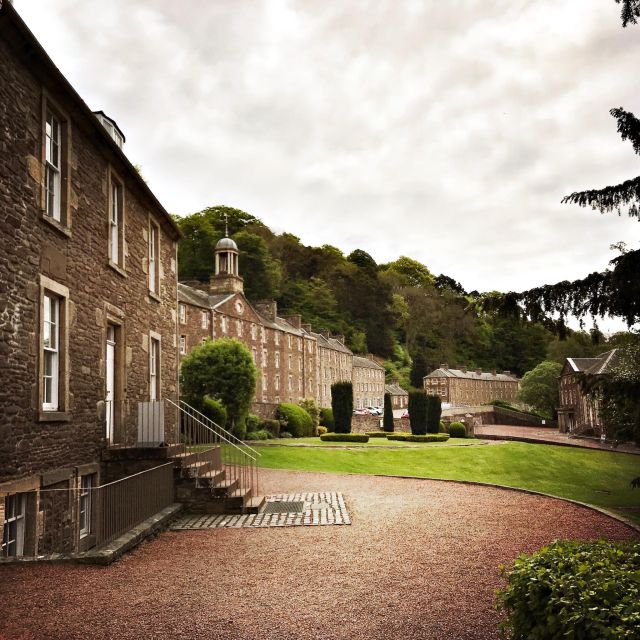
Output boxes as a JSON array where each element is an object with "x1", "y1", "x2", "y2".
[{"x1": 1, "y1": 469, "x2": 637, "y2": 640}]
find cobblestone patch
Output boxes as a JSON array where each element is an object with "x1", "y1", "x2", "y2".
[{"x1": 171, "y1": 492, "x2": 351, "y2": 529}]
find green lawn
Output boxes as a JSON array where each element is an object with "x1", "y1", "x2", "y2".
[
  {"x1": 250, "y1": 436, "x2": 482, "y2": 448},
  {"x1": 252, "y1": 440, "x2": 640, "y2": 524}
]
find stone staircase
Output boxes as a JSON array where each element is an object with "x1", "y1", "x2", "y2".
[{"x1": 172, "y1": 445, "x2": 265, "y2": 515}]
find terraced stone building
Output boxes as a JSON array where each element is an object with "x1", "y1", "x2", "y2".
[{"x1": 423, "y1": 364, "x2": 520, "y2": 407}]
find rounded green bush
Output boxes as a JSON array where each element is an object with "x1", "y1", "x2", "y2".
[
  {"x1": 260, "y1": 418, "x2": 281, "y2": 438},
  {"x1": 245, "y1": 413, "x2": 260, "y2": 432},
  {"x1": 319, "y1": 407, "x2": 334, "y2": 430},
  {"x1": 320, "y1": 432, "x2": 369, "y2": 443},
  {"x1": 276, "y1": 403, "x2": 314, "y2": 438},
  {"x1": 279, "y1": 431, "x2": 293, "y2": 439},
  {"x1": 439, "y1": 420, "x2": 447, "y2": 433},
  {"x1": 448, "y1": 421, "x2": 467, "y2": 438},
  {"x1": 245, "y1": 429, "x2": 271, "y2": 441},
  {"x1": 200, "y1": 395, "x2": 227, "y2": 428}
]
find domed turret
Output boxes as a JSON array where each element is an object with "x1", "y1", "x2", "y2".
[
  {"x1": 215, "y1": 236, "x2": 238, "y2": 252},
  {"x1": 210, "y1": 232, "x2": 244, "y2": 295}
]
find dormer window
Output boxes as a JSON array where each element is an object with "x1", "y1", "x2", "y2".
[{"x1": 94, "y1": 111, "x2": 125, "y2": 149}]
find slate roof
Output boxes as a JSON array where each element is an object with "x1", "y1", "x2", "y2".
[
  {"x1": 353, "y1": 356, "x2": 385, "y2": 370},
  {"x1": 566, "y1": 349, "x2": 620, "y2": 376},
  {"x1": 385, "y1": 382, "x2": 408, "y2": 396},
  {"x1": 424, "y1": 367, "x2": 519, "y2": 382},
  {"x1": 178, "y1": 283, "x2": 233, "y2": 310},
  {"x1": 311, "y1": 332, "x2": 353, "y2": 355}
]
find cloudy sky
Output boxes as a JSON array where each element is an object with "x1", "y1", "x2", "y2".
[{"x1": 15, "y1": 0, "x2": 640, "y2": 297}]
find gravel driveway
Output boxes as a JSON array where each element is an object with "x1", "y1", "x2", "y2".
[{"x1": 1, "y1": 469, "x2": 636, "y2": 640}]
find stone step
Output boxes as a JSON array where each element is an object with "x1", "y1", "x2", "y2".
[
  {"x1": 245, "y1": 496, "x2": 266, "y2": 514},
  {"x1": 183, "y1": 459, "x2": 218, "y2": 478},
  {"x1": 222, "y1": 487, "x2": 252, "y2": 513},
  {"x1": 196, "y1": 469, "x2": 226, "y2": 488},
  {"x1": 211, "y1": 477, "x2": 239, "y2": 497}
]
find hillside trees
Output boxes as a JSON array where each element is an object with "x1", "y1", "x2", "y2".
[{"x1": 517, "y1": 361, "x2": 563, "y2": 418}]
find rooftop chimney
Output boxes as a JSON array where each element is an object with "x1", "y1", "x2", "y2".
[
  {"x1": 440, "y1": 363, "x2": 449, "y2": 369},
  {"x1": 333, "y1": 334, "x2": 345, "y2": 345},
  {"x1": 255, "y1": 301, "x2": 277, "y2": 322},
  {"x1": 503, "y1": 370, "x2": 512, "y2": 377},
  {"x1": 302, "y1": 323, "x2": 312, "y2": 334},
  {"x1": 476, "y1": 368, "x2": 482, "y2": 375}
]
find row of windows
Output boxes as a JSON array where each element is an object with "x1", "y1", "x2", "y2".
[{"x1": 43, "y1": 104, "x2": 161, "y2": 296}]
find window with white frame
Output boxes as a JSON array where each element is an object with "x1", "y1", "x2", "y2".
[
  {"x1": 236, "y1": 320, "x2": 243, "y2": 337},
  {"x1": 252, "y1": 347, "x2": 257, "y2": 364},
  {"x1": 275, "y1": 332, "x2": 280, "y2": 346},
  {"x1": 261, "y1": 327, "x2": 266, "y2": 342},
  {"x1": 201, "y1": 310, "x2": 209, "y2": 329},
  {"x1": 79, "y1": 475, "x2": 94, "y2": 539},
  {"x1": 275, "y1": 352, "x2": 280, "y2": 368},
  {"x1": 179, "y1": 304, "x2": 186, "y2": 324},
  {"x1": 299, "y1": 358, "x2": 302, "y2": 372},
  {"x1": 288, "y1": 375, "x2": 293, "y2": 391},
  {"x1": 2, "y1": 494, "x2": 26, "y2": 557},
  {"x1": 149, "y1": 222, "x2": 159, "y2": 294},
  {"x1": 275, "y1": 375, "x2": 280, "y2": 391},
  {"x1": 251, "y1": 324, "x2": 257, "y2": 340},
  {"x1": 45, "y1": 110, "x2": 62, "y2": 221},
  {"x1": 262, "y1": 375, "x2": 267, "y2": 392},
  {"x1": 288, "y1": 354, "x2": 292, "y2": 370},
  {"x1": 42, "y1": 293, "x2": 60, "y2": 411},
  {"x1": 179, "y1": 335, "x2": 186, "y2": 354},
  {"x1": 298, "y1": 378, "x2": 302, "y2": 392},
  {"x1": 261, "y1": 348, "x2": 267, "y2": 367},
  {"x1": 288, "y1": 334, "x2": 292, "y2": 348},
  {"x1": 109, "y1": 176, "x2": 124, "y2": 266},
  {"x1": 149, "y1": 336, "x2": 160, "y2": 400},
  {"x1": 221, "y1": 316, "x2": 228, "y2": 334}
]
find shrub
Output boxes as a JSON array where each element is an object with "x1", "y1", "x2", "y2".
[
  {"x1": 331, "y1": 381, "x2": 353, "y2": 433},
  {"x1": 299, "y1": 398, "x2": 320, "y2": 427},
  {"x1": 426, "y1": 394, "x2": 442, "y2": 434},
  {"x1": 448, "y1": 421, "x2": 467, "y2": 438},
  {"x1": 245, "y1": 429, "x2": 271, "y2": 441},
  {"x1": 383, "y1": 393, "x2": 394, "y2": 432},
  {"x1": 245, "y1": 413, "x2": 260, "y2": 432},
  {"x1": 387, "y1": 433, "x2": 449, "y2": 443},
  {"x1": 317, "y1": 426, "x2": 328, "y2": 436},
  {"x1": 408, "y1": 391, "x2": 428, "y2": 435},
  {"x1": 279, "y1": 431, "x2": 293, "y2": 438},
  {"x1": 319, "y1": 407, "x2": 335, "y2": 431},
  {"x1": 366, "y1": 431, "x2": 389, "y2": 437},
  {"x1": 320, "y1": 433, "x2": 369, "y2": 443},
  {"x1": 200, "y1": 396, "x2": 227, "y2": 428},
  {"x1": 260, "y1": 418, "x2": 281, "y2": 438},
  {"x1": 438, "y1": 420, "x2": 447, "y2": 433},
  {"x1": 497, "y1": 540, "x2": 640, "y2": 640},
  {"x1": 276, "y1": 403, "x2": 314, "y2": 438}
]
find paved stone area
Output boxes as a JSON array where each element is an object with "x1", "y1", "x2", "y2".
[
  {"x1": 475, "y1": 424, "x2": 640, "y2": 454},
  {"x1": 171, "y1": 492, "x2": 351, "y2": 529}
]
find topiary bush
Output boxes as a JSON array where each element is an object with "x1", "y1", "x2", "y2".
[
  {"x1": 260, "y1": 418, "x2": 281, "y2": 438},
  {"x1": 276, "y1": 403, "x2": 314, "y2": 438},
  {"x1": 331, "y1": 381, "x2": 353, "y2": 433},
  {"x1": 319, "y1": 407, "x2": 334, "y2": 431},
  {"x1": 439, "y1": 420, "x2": 447, "y2": 433},
  {"x1": 426, "y1": 394, "x2": 442, "y2": 434},
  {"x1": 497, "y1": 540, "x2": 640, "y2": 640},
  {"x1": 387, "y1": 433, "x2": 449, "y2": 443},
  {"x1": 317, "y1": 426, "x2": 328, "y2": 436},
  {"x1": 245, "y1": 429, "x2": 271, "y2": 441},
  {"x1": 320, "y1": 433, "x2": 369, "y2": 443},
  {"x1": 448, "y1": 421, "x2": 467, "y2": 438},
  {"x1": 383, "y1": 392, "x2": 394, "y2": 432},
  {"x1": 408, "y1": 391, "x2": 428, "y2": 435}
]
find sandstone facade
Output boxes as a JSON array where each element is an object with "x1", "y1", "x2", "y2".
[
  {"x1": 352, "y1": 356, "x2": 386, "y2": 409},
  {"x1": 423, "y1": 364, "x2": 519, "y2": 407},
  {"x1": 0, "y1": 3, "x2": 180, "y2": 556}
]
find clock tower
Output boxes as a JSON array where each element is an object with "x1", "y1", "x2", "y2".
[{"x1": 209, "y1": 235, "x2": 244, "y2": 295}]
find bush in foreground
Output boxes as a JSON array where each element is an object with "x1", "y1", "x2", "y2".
[
  {"x1": 260, "y1": 418, "x2": 281, "y2": 438},
  {"x1": 448, "y1": 421, "x2": 467, "y2": 438},
  {"x1": 317, "y1": 426, "x2": 328, "y2": 436},
  {"x1": 319, "y1": 407, "x2": 334, "y2": 431},
  {"x1": 276, "y1": 403, "x2": 314, "y2": 438},
  {"x1": 245, "y1": 429, "x2": 272, "y2": 441},
  {"x1": 366, "y1": 431, "x2": 390, "y2": 437},
  {"x1": 320, "y1": 433, "x2": 369, "y2": 443},
  {"x1": 386, "y1": 433, "x2": 449, "y2": 443},
  {"x1": 497, "y1": 540, "x2": 640, "y2": 640}
]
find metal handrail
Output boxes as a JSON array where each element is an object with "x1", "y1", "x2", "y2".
[
  {"x1": 178, "y1": 399, "x2": 262, "y2": 457},
  {"x1": 167, "y1": 398, "x2": 260, "y2": 505}
]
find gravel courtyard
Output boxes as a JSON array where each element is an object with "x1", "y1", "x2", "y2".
[{"x1": 1, "y1": 469, "x2": 637, "y2": 640}]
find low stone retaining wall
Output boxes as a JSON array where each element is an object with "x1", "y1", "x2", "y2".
[{"x1": 350, "y1": 415, "x2": 410, "y2": 434}]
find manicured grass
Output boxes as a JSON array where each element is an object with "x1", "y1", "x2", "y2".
[
  {"x1": 254, "y1": 441, "x2": 640, "y2": 524},
  {"x1": 255, "y1": 436, "x2": 480, "y2": 447}
]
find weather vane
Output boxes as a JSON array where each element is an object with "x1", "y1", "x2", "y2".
[{"x1": 224, "y1": 212, "x2": 229, "y2": 237}]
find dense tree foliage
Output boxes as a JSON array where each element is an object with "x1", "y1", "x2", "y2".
[
  {"x1": 517, "y1": 361, "x2": 563, "y2": 419},
  {"x1": 179, "y1": 338, "x2": 258, "y2": 438},
  {"x1": 331, "y1": 382, "x2": 353, "y2": 434},
  {"x1": 383, "y1": 393, "x2": 394, "y2": 432},
  {"x1": 408, "y1": 391, "x2": 428, "y2": 435}
]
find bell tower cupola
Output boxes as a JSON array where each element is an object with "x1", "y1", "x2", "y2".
[{"x1": 209, "y1": 230, "x2": 244, "y2": 295}]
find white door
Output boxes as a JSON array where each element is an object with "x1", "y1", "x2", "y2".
[{"x1": 106, "y1": 326, "x2": 115, "y2": 444}]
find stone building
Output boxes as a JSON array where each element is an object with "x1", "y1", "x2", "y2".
[
  {"x1": 313, "y1": 331, "x2": 353, "y2": 409},
  {"x1": 352, "y1": 356, "x2": 386, "y2": 409},
  {"x1": 0, "y1": 2, "x2": 181, "y2": 557},
  {"x1": 423, "y1": 364, "x2": 519, "y2": 406},
  {"x1": 557, "y1": 350, "x2": 619, "y2": 437},
  {"x1": 178, "y1": 237, "x2": 321, "y2": 412},
  {"x1": 385, "y1": 381, "x2": 408, "y2": 409}
]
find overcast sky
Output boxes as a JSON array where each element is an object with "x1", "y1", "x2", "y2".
[{"x1": 15, "y1": 0, "x2": 640, "y2": 299}]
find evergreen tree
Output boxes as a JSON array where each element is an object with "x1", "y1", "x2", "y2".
[
  {"x1": 383, "y1": 393, "x2": 394, "y2": 432},
  {"x1": 408, "y1": 391, "x2": 428, "y2": 435},
  {"x1": 426, "y1": 395, "x2": 442, "y2": 434},
  {"x1": 331, "y1": 382, "x2": 353, "y2": 434}
]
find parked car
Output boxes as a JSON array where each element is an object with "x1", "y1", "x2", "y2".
[
  {"x1": 401, "y1": 411, "x2": 410, "y2": 419},
  {"x1": 354, "y1": 408, "x2": 370, "y2": 415},
  {"x1": 367, "y1": 406, "x2": 382, "y2": 416}
]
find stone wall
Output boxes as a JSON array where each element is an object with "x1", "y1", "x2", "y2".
[
  {"x1": 350, "y1": 415, "x2": 410, "y2": 434},
  {"x1": 0, "y1": 4, "x2": 180, "y2": 555}
]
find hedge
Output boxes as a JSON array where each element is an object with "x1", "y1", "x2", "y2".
[
  {"x1": 387, "y1": 433, "x2": 449, "y2": 443},
  {"x1": 366, "y1": 431, "x2": 390, "y2": 437},
  {"x1": 245, "y1": 429, "x2": 272, "y2": 440},
  {"x1": 320, "y1": 433, "x2": 369, "y2": 443},
  {"x1": 331, "y1": 382, "x2": 353, "y2": 433},
  {"x1": 448, "y1": 421, "x2": 467, "y2": 438},
  {"x1": 319, "y1": 407, "x2": 335, "y2": 431},
  {"x1": 276, "y1": 403, "x2": 314, "y2": 438},
  {"x1": 497, "y1": 540, "x2": 640, "y2": 639},
  {"x1": 408, "y1": 391, "x2": 428, "y2": 435}
]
